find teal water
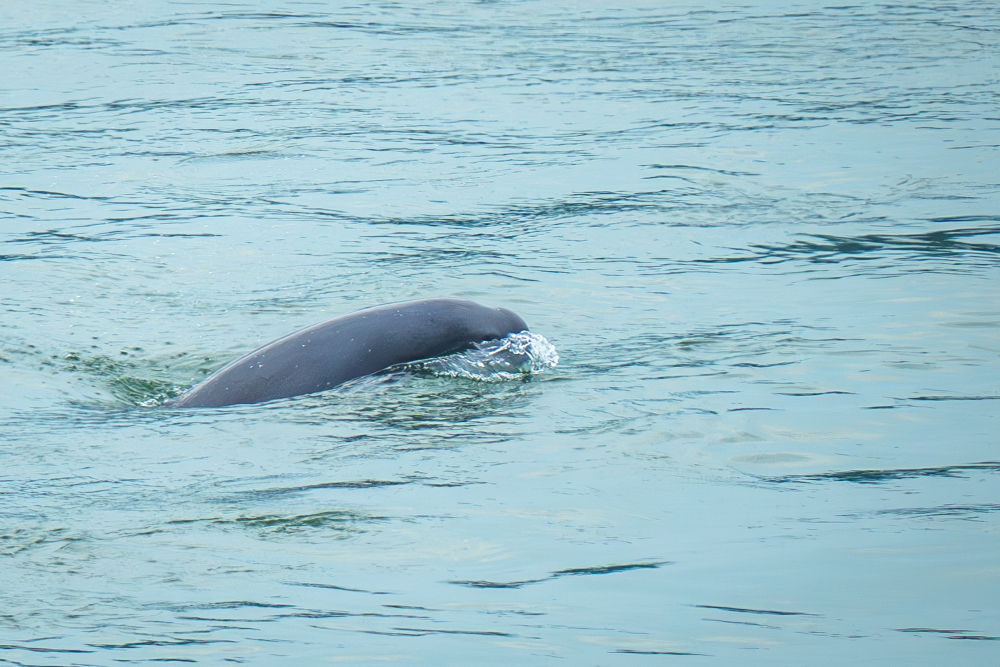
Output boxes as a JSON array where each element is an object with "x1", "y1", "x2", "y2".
[{"x1": 2, "y1": 1, "x2": 999, "y2": 664}]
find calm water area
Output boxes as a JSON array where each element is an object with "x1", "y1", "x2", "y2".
[{"x1": 2, "y1": 1, "x2": 999, "y2": 664}]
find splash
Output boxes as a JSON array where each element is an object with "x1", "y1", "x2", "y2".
[{"x1": 414, "y1": 331, "x2": 558, "y2": 381}]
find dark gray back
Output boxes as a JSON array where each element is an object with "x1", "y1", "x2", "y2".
[{"x1": 171, "y1": 298, "x2": 528, "y2": 407}]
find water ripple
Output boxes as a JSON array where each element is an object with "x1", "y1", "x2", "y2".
[
  {"x1": 763, "y1": 462, "x2": 1000, "y2": 485},
  {"x1": 450, "y1": 561, "x2": 670, "y2": 589},
  {"x1": 697, "y1": 225, "x2": 1000, "y2": 276}
]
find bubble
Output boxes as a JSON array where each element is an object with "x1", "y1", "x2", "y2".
[{"x1": 415, "y1": 332, "x2": 559, "y2": 381}]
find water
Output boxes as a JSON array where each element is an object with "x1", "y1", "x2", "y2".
[{"x1": 2, "y1": 1, "x2": 999, "y2": 663}]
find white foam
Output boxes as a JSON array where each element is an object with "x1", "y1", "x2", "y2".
[{"x1": 416, "y1": 331, "x2": 559, "y2": 381}]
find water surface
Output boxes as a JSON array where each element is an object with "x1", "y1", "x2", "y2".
[{"x1": 2, "y1": 1, "x2": 999, "y2": 664}]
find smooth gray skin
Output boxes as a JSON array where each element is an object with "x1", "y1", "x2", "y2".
[{"x1": 170, "y1": 298, "x2": 528, "y2": 408}]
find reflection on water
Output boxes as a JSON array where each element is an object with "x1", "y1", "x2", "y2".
[{"x1": 2, "y1": 0, "x2": 999, "y2": 663}]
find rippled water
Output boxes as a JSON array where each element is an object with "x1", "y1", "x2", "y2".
[{"x1": 2, "y1": 1, "x2": 999, "y2": 664}]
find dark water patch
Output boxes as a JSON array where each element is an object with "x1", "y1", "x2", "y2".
[
  {"x1": 694, "y1": 604, "x2": 818, "y2": 617},
  {"x1": 287, "y1": 377, "x2": 535, "y2": 439},
  {"x1": 482, "y1": 609, "x2": 547, "y2": 617},
  {"x1": 361, "y1": 188, "x2": 695, "y2": 231},
  {"x1": 150, "y1": 601, "x2": 293, "y2": 617},
  {"x1": 384, "y1": 604, "x2": 438, "y2": 612},
  {"x1": 898, "y1": 627, "x2": 1000, "y2": 641},
  {"x1": 645, "y1": 163, "x2": 760, "y2": 177},
  {"x1": 612, "y1": 649, "x2": 707, "y2": 656},
  {"x1": 897, "y1": 627, "x2": 970, "y2": 634},
  {"x1": 167, "y1": 509, "x2": 387, "y2": 535},
  {"x1": 177, "y1": 615, "x2": 271, "y2": 625},
  {"x1": 5, "y1": 218, "x2": 233, "y2": 248},
  {"x1": 237, "y1": 479, "x2": 414, "y2": 499},
  {"x1": 424, "y1": 480, "x2": 485, "y2": 487},
  {"x1": 204, "y1": 601, "x2": 289, "y2": 610},
  {"x1": 278, "y1": 608, "x2": 428, "y2": 621},
  {"x1": 449, "y1": 578, "x2": 543, "y2": 590},
  {"x1": 390, "y1": 627, "x2": 515, "y2": 637},
  {"x1": 57, "y1": 350, "x2": 183, "y2": 406},
  {"x1": 364, "y1": 246, "x2": 520, "y2": 270},
  {"x1": 200, "y1": 10, "x2": 321, "y2": 22},
  {"x1": 762, "y1": 462, "x2": 1000, "y2": 485},
  {"x1": 731, "y1": 360, "x2": 798, "y2": 368},
  {"x1": 223, "y1": 510, "x2": 387, "y2": 532},
  {"x1": 554, "y1": 562, "x2": 667, "y2": 577},
  {"x1": 356, "y1": 629, "x2": 428, "y2": 637},
  {"x1": 285, "y1": 582, "x2": 391, "y2": 595},
  {"x1": 88, "y1": 637, "x2": 236, "y2": 649},
  {"x1": 904, "y1": 394, "x2": 1000, "y2": 402},
  {"x1": 298, "y1": 19, "x2": 473, "y2": 37},
  {"x1": 0, "y1": 253, "x2": 64, "y2": 262},
  {"x1": 178, "y1": 148, "x2": 299, "y2": 164},
  {"x1": 0, "y1": 642, "x2": 94, "y2": 654},
  {"x1": 704, "y1": 617, "x2": 781, "y2": 629},
  {"x1": 107, "y1": 374, "x2": 183, "y2": 406},
  {"x1": 9, "y1": 229, "x2": 109, "y2": 245},
  {"x1": 1, "y1": 526, "x2": 76, "y2": 557},
  {"x1": 928, "y1": 215, "x2": 1000, "y2": 224},
  {"x1": 854, "y1": 503, "x2": 1000, "y2": 520},
  {"x1": 698, "y1": 226, "x2": 1000, "y2": 275},
  {"x1": 0, "y1": 185, "x2": 113, "y2": 201},
  {"x1": 450, "y1": 561, "x2": 670, "y2": 589}
]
